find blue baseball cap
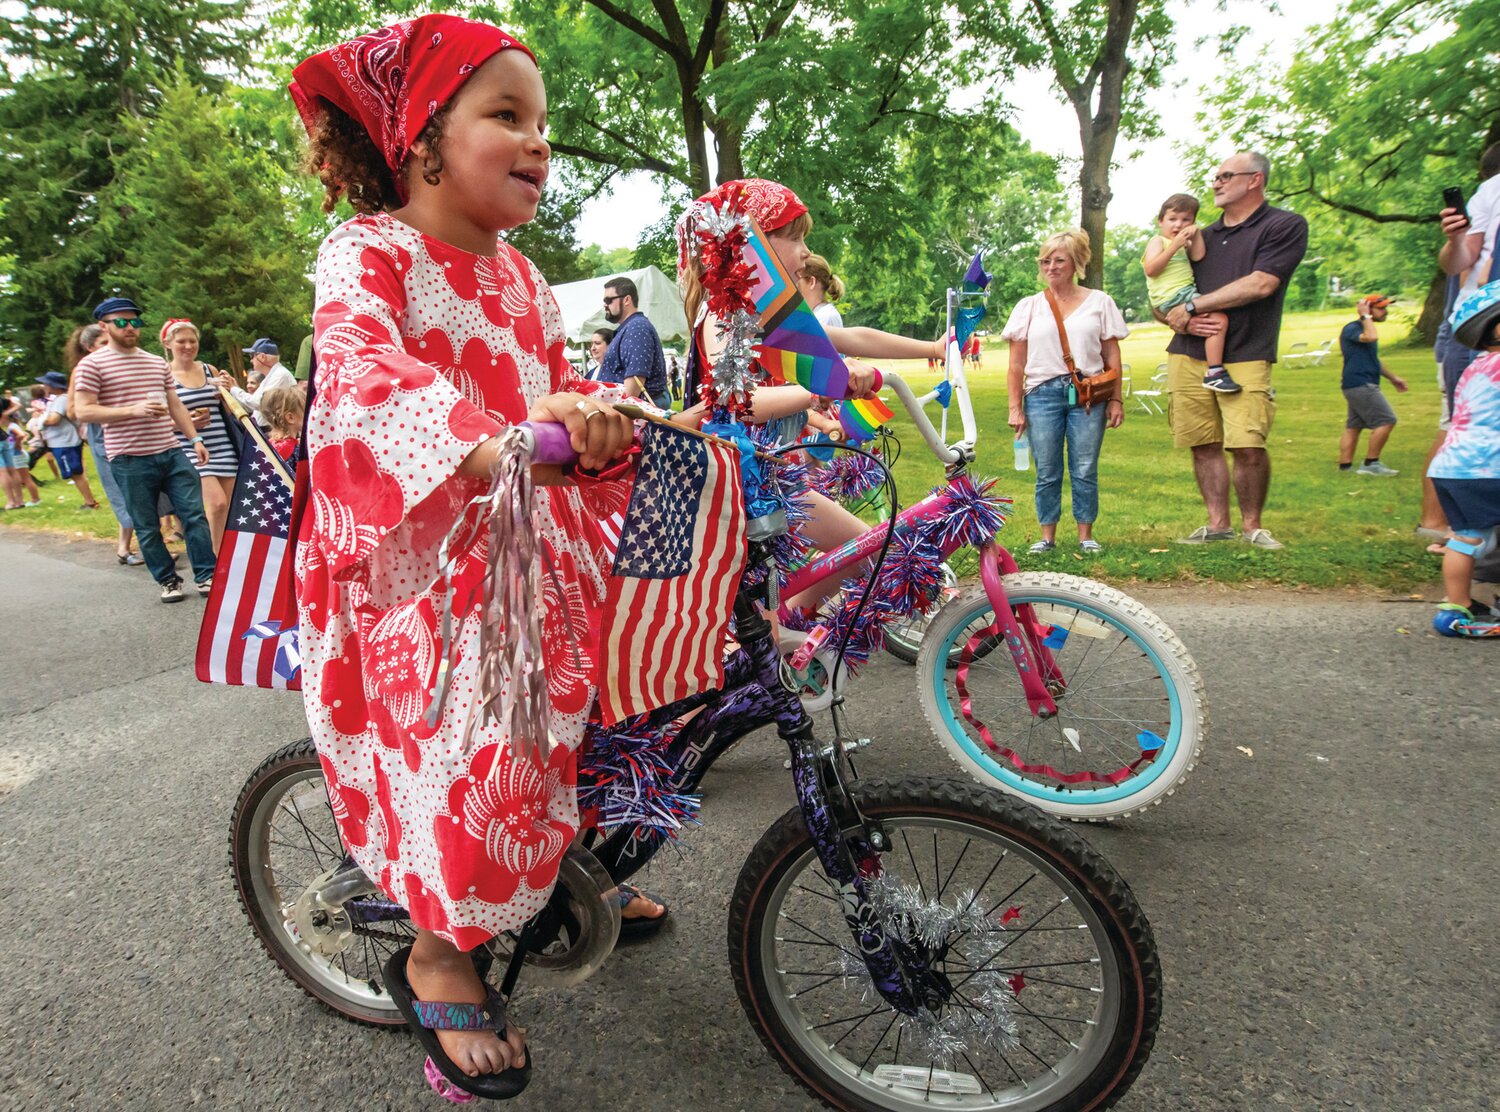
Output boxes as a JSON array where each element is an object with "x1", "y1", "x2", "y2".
[
  {"x1": 93, "y1": 296, "x2": 143, "y2": 321},
  {"x1": 242, "y1": 338, "x2": 279, "y2": 356},
  {"x1": 36, "y1": 371, "x2": 69, "y2": 390}
]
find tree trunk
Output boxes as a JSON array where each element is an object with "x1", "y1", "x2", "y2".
[
  {"x1": 1413, "y1": 266, "x2": 1448, "y2": 347},
  {"x1": 1058, "y1": 0, "x2": 1136, "y2": 290},
  {"x1": 1077, "y1": 117, "x2": 1115, "y2": 290},
  {"x1": 678, "y1": 73, "x2": 712, "y2": 196}
]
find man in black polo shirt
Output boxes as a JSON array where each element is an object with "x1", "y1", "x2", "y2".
[{"x1": 1164, "y1": 151, "x2": 1308, "y2": 550}]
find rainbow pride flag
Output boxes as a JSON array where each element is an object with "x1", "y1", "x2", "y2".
[
  {"x1": 837, "y1": 396, "x2": 895, "y2": 444},
  {"x1": 742, "y1": 217, "x2": 851, "y2": 400}
]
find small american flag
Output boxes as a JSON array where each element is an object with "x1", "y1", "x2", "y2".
[
  {"x1": 596, "y1": 421, "x2": 747, "y2": 724},
  {"x1": 195, "y1": 414, "x2": 301, "y2": 690}
]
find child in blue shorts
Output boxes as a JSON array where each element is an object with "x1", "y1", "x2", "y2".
[{"x1": 1429, "y1": 280, "x2": 1500, "y2": 637}]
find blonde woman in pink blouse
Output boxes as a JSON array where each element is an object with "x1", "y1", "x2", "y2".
[{"x1": 1003, "y1": 230, "x2": 1127, "y2": 554}]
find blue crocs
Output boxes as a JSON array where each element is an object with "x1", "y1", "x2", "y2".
[{"x1": 1433, "y1": 604, "x2": 1500, "y2": 638}]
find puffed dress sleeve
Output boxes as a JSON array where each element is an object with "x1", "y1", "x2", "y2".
[
  {"x1": 1098, "y1": 293, "x2": 1130, "y2": 342},
  {"x1": 308, "y1": 217, "x2": 504, "y2": 604},
  {"x1": 1000, "y1": 294, "x2": 1036, "y2": 343}
]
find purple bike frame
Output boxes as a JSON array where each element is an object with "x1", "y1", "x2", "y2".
[{"x1": 779, "y1": 485, "x2": 1062, "y2": 718}]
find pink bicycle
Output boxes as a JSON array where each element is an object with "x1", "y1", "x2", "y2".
[{"x1": 777, "y1": 308, "x2": 1205, "y2": 823}]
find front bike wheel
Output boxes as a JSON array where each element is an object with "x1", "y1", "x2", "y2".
[
  {"x1": 729, "y1": 778, "x2": 1160, "y2": 1112},
  {"x1": 917, "y1": 573, "x2": 1204, "y2": 822},
  {"x1": 230, "y1": 738, "x2": 409, "y2": 1025}
]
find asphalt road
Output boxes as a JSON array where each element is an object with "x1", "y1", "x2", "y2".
[{"x1": 1, "y1": 529, "x2": 1496, "y2": 1110}]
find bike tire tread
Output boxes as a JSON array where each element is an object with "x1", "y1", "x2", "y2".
[{"x1": 727, "y1": 776, "x2": 1162, "y2": 1112}]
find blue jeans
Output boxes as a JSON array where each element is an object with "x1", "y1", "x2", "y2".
[
  {"x1": 85, "y1": 423, "x2": 132, "y2": 530},
  {"x1": 110, "y1": 449, "x2": 215, "y2": 586},
  {"x1": 1024, "y1": 376, "x2": 1107, "y2": 527}
]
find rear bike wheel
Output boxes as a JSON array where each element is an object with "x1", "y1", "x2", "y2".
[
  {"x1": 229, "y1": 738, "x2": 408, "y2": 1025},
  {"x1": 882, "y1": 562, "x2": 959, "y2": 666},
  {"x1": 917, "y1": 573, "x2": 1204, "y2": 822},
  {"x1": 729, "y1": 778, "x2": 1160, "y2": 1112}
]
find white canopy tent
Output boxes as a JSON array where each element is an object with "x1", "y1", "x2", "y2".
[{"x1": 550, "y1": 265, "x2": 690, "y2": 348}]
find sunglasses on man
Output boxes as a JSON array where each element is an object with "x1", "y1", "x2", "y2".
[
  {"x1": 105, "y1": 317, "x2": 144, "y2": 329},
  {"x1": 602, "y1": 295, "x2": 623, "y2": 306}
]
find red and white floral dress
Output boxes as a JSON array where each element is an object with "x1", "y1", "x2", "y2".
[{"x1": 298, "y1": 212, "x2": 629, "y2": 949}]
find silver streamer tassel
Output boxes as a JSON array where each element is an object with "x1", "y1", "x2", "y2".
[
  {"x1": 423, "y1": 427, "x2": 556, "y2": 773},
  {"x1": 478, "y1": 427, "x2": 551, "y2": 770}
]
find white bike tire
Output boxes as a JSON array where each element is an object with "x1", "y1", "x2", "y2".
[{"x1": 916, "y1": 572, "x2": 1205, "y2": 822}]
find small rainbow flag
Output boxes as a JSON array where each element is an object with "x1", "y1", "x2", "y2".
[
  {"x1": 837, "y1": 396, "x2": 895, "y2": 444},
  {"x1": 741, "y1": 216, "x2": 852, "y2": 400}
]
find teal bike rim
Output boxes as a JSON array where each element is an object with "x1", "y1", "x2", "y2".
[{"x1": 932, "y1": 596, "x2": 1181, "y2": 806}]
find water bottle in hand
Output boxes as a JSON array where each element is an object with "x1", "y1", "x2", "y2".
[{"x1": 1013, "y1": 432, "x2": 1030, "y2": 471}]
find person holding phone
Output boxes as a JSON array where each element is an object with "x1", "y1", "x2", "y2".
[{"x1": 71, "y1": 296, "x2": 216, "y2": 604}]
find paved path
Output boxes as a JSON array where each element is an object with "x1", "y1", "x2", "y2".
[{"x1": 0, "y1": 530, "x2": 1495, "y2": 1110}]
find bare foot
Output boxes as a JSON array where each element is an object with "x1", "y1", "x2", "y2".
[
  {"x1": 405, "y1": 942, "x2": 526, "y2": 1077},
  {"x1": 618, "y1": 886, "x2": 667, "y2": 923}
]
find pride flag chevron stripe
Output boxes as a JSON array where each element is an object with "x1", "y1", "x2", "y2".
[
  {"x1": 741, "y1": 215, "x2": 851, "y2": 400},
  {"x1": 838, "y1": 396, "x2": 895, "y2": 444}
]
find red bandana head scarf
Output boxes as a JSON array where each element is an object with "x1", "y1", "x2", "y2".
[
  {"x1": 675, "y1": 178, "x2": 809, "y2": 272},
  {"x1": 289, "y1": 14, "x2": 536, "y2": 201}
]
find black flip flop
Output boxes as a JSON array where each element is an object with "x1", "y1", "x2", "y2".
[
  {"x1": 383, "y1": 946, "x2": 531, "y2": 1101},
  {"x1": 616, "y1": 883, "x2": 670, "y2": 942}
]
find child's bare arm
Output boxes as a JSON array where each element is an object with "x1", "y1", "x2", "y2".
[
  {"x1": 1141, "y1": 236, "x2": 1178, "y2": 278},
  {"x1": 1187, "y1": 226, "x2": 1205, "y2": 262}
]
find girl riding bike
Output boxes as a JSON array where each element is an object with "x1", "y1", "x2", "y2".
[
  {"x1": 287, "y1": 15, "x2": 693, "y2": 1095},
  {"x1": 676, "y1": 179, "x2": 944, "y2": 606}
]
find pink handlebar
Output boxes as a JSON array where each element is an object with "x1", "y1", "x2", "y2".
[{"x1": 519, "y1": 421, "x2": 578, "y2": 466}]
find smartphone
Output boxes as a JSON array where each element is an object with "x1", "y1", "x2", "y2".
[{"x1": 1443, "y1": 186, "x2": 1468, "y2": 223}]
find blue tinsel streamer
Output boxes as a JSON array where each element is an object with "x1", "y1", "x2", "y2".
[
  {"x1": 792, "y1": 476, "x2": 1008, "y2": 676},
  {"x1": 917, "y1": 474, "x2": 1011, "y2": 551},
  {"x1": 578, "y1": 720, "x2": 702, "y2": 839},
  {"x1": 813, "y1": 450, "x2": 886, "y2": 505}
]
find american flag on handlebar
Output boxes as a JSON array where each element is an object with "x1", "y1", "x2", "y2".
[{"x1": 595, "y1": 419, "x2": 748, "y2": 725}]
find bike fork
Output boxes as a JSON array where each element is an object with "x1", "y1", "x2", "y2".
[{"x1": 978, "y1": 542, "x2": 1062, "y2": 717}]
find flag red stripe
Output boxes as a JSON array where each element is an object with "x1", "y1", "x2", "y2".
[{"x1": 196, "y1": 530, "x2": 238, "y2": 683}]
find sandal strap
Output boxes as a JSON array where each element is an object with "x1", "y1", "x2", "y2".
[{"x1": 411, "y1": 987, "x2": 509, "y2": 1033}]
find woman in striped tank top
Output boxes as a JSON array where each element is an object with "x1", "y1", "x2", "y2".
[{"x1": 162, "y1": 320, "x2": 240, "y2": 550}]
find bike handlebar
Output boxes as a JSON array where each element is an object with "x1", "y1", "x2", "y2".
[
  {"x1": 517, "y1": 420, "x2": 578, "y2": 465},
  {"x1": 878, "y1": 342, "x2": 978, "y2": 467}
]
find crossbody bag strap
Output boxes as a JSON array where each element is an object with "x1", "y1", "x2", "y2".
[{"x1": 1043, "y1": 289, "x2": 1079, "y2": 380}]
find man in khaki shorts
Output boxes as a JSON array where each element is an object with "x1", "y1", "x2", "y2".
[{"x1": 1160, "y1": 152, "x2": 1308, "y2": 549}]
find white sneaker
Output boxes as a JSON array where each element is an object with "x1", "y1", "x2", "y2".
[
  {"x1": 1356, "y1": 460, "x2": 1399, "y2": 477},
  {"x1": 1243, "y1": 528, "x2": 1285, "y2": 550}
]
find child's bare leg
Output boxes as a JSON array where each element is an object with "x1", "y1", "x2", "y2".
[
  {"x1": 1441, "y1": 541, "x2": 1478, "y2": 608},
  {"x1": 784, "y1": 490, "x2": 870, "y2": 610},
  {"x1": 405, "y1": 929, "x2": 525, "y2": 1077},
  {"x1": 19, "y1": 468, "x2": 40, "y2": 500},
  {"x1": 1203, "y1": 314, "x2": 1228, "y2": 371}
]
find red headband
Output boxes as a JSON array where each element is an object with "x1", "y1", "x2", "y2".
[
  {"x1": 159, "y1": 319, "x2": 195, "y2": 346},
  {"x1": 675, "y1": 178, "x2": 809, "y2": 272},
  {"x1": 289, "y1": 14, "x2": 535, "y2": 201}
]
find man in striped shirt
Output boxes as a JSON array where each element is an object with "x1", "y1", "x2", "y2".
[{"x1": 73, "y1": 296, "x2": 217, "y2": 604}]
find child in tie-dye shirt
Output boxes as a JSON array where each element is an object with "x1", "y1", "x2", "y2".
[{"x1": 1428, "y1": 280, "x2": 1500, "y2": 636}]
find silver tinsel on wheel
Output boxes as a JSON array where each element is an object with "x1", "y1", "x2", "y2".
[{"x1": 828, "y1": 872, "x2": 1021, "y2": 1064}]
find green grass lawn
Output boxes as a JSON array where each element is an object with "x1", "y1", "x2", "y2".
[
  {"x1": 869, "y1": 307, "x2": 1445, "y2": 590},
  {"x1": 1, "y1": 308, "x2": 1447, "y2": 589}
]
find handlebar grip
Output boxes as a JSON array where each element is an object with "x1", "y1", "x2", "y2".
[
  {"x1": 518, "y1": 421, "x2": 578, "y2": 466},
  {"x1": 867, "y1": 369, "x2": 883, "y2": 394}
]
